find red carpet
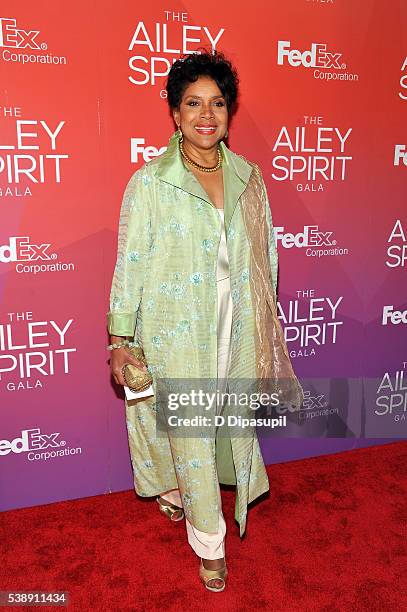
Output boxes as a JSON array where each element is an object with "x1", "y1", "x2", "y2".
[{"x1": 1, "y1": 442, "x2": 406, "y2": 611}]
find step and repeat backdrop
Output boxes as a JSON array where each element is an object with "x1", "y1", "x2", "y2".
[{"x1": 0, "y1": 1, "x2": 406, "y2": 511}]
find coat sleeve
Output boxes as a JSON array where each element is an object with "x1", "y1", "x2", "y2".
[
  {"x1": 107, "y1": 168, "x2": 152, "y2": 337},
  {"x1": 255, "y1": 165, "x2": 279, "y2": 302}
]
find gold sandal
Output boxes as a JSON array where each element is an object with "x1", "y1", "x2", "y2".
[
  {"x1": 156, "y1": 496, "x2": 184, "y2": 522},
  {"x1": 199, "y1": 558, "x2": 228, "y2": 592}
]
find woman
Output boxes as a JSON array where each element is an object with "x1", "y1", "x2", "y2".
[{"x1": 107, "y1": 50, "x2": 303, "y2": 592}]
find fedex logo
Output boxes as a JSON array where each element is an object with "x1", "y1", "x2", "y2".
[
  {"x1": 0, "y1": 237, "x2": 54, "y2": 264},
  {"x1": 277, "y1": 41, "x2": 345, "y2": 69},
  {"x1": 382, "y1": 305, "x2": 407, "y2": 326},
  {"x1": 130, "y1": 138, "x2": 167, "y2": 164},
  {"x1": 274, "y1": 225, "x2": 336, "y2": 249},
  {"x1": 0, "y1": 17, "x2": 40, "y2": 49},
  {"x1": 394, "y1": 145, "x2": 407, "y2": 166},
  {"x1": 0, "y1": 428, "x2": 62, "y2": 456},
  {"x1": 276, "y1": 390, "x2": 328, "y2": 415},
  {"x1": 301, "y1": 391, "x2": 327, "y2": 411}
]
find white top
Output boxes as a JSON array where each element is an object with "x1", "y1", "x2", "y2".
[
  {"x1": 216, "y1": 208, "x2": 233, "y2": 339},
  {"x1": 216, "y1": 209, "x2": 229, "y2": 281}
]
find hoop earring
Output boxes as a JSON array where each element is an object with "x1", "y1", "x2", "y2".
[
  {"x1": 176, "y1": 126, "x2": 183, "y2": 142},
  {"x1": 224, "y1": 128, "x2": 229, "y2": 139}
]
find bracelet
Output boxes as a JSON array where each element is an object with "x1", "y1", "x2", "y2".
[{"x1": 107, "y1": 340, "x2": 137, "y2": 351}]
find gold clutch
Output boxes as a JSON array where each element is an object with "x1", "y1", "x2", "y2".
[{"x1": 122, "y1": 346, "x2": 153, "y2": 393}]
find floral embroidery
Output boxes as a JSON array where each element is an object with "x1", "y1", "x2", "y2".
[
  {"x1": 240, "y1": 269, "x2": 249, "y2": 282},
  {"x1": 201, "y1": 238, "x2": 215, "y2": 253},
  {"x1": 195, "y1": 200, "x2": 206, "y2": 213},
  {"x1": 172, "y1": 284, "x2": 185, "y2": 299},
  {"x1": 111, "y1": 296, "x2": 125, "y2": 311},
  {"x1": 177, "y1": 320, "x2": 190, "y2": 332},
  {"x1": 182, "y1": 492, "x2": 193, "y2": 507},
  {"x1": 231, "y1": 287, "x2": 240, "y2": 302},
  {"x1": 227, "y1": 226, "x2": 236, "y2": 240},
  {"x1": 169, "y1": 217, "x2": 186, "y2": 237},
  {"x1": 190, "y1": 272, "x2": 203, "y2": 285},
  {"x1": 127, "y1": 251, "x2": 140, "y2": 263},
  {"x1": 159, "y1": 281, "x2": 187, "y2": 300},
  {"x1": 175, "y1": 462, "x2": 187, "y2": 476}
]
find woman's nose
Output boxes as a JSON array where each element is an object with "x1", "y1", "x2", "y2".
[{"x1": 201, "y1": 105, "x2": 214, "y2": 118}]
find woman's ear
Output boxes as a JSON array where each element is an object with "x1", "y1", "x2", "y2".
[{"x1": 172, "y1": 108, "x2": 180, "y2": 128}]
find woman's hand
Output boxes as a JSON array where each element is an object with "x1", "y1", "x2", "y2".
[{"x1": 111, "y1": 347, "x2": 149, "y2": 387}]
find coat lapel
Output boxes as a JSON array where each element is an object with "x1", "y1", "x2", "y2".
[{"x1": 155, "y1": 130, "x2": 253, "y2": 231}]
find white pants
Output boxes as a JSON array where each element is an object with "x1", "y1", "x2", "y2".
[{"x1": 160, "y1": 483, "x2": 226, "y2": 559}]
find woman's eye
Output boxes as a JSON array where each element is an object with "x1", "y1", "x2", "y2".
[{"x1": 186, "y1": 100, "x2": 225, "y2": 107}]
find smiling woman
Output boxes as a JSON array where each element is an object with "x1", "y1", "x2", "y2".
[
  {"x1": 173, "y1": 78, "x2": 228, "y2": 143},
  {"x1": 107, "y1": 49, "x2": 303, "y2": 593}
]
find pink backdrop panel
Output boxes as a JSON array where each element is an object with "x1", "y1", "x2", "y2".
[{"x1": 0, "y1": 0, "x2": 405, "y2": 511}]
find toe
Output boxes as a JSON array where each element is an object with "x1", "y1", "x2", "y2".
[{"x1": 207, "y1": 578, "x2": 224, "y2": 590}]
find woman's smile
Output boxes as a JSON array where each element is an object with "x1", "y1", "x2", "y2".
[{"x1": 194, "y1": 125, "x2": 218, "y2": 135}]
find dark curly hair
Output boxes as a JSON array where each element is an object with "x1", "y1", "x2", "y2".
[{"x1": 166, "y1": 49, "x2": 239, "y2": 113}]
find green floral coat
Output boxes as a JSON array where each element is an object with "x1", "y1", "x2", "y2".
[{"x1": 107, "y1": 130, "x2": 279, "y2": 535}]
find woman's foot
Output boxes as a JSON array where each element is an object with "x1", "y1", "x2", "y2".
[
  {"x1": 202, "y1": 558, "x2": 225, "y2": 571},
  {"x1": 200, "y1": 557, "x2": 227, "y2": 592}
]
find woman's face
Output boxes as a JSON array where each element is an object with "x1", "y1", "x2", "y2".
[{"x1": 173, "y1": 76, "x2": 228, "y2": 150}]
